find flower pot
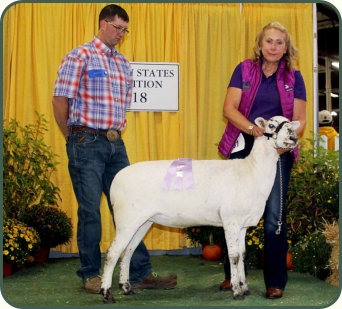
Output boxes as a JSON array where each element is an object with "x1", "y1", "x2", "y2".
[
  {"x1": 202, "y1": 244, "x2": 223, "y2": 261},
  {"x1": 3, "y1": 261, "x2": 12, "y2": 277},
  {"x1": 35, "y1": 246, "x2": 50, "y2": 263}
]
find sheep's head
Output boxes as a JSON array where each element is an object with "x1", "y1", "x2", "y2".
[{"x1": 255, "y1": 116, "x2": 300, "y2": 149}]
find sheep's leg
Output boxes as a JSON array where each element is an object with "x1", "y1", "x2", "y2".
[
  {"x1": 223, "y1": 223, "x2": 245, "y2": 300},
  {"x1": 101, "y1": 228, "x2": 139, "y2": 303},
  {"x1": 237, "y1": 227, "x2": 249, "y2": 295},
  {"x1": 119, "y1": 221, "x2": 153, "y2": 295}
]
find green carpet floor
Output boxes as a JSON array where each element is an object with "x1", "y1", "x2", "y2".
[{"x1": 1, "y1": 255, "x2": 340, "y2": 307}]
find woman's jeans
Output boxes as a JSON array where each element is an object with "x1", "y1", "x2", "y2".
[
  {"x1": 66, "y1": 131, "x2": 152, "y2": 283},
  {"x1": 223, "y1": 133, "x2": 294, "y2": 290}
]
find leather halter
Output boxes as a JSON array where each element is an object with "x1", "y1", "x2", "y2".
[{"x1": 263, "y1": 121, "x2": 290, "y2": 139}]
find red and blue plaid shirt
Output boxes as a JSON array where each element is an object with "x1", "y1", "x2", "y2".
[{"x1": 53, "y1": 36, "x2": 133, "y2": 131}]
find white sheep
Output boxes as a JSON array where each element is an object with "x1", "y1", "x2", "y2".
[{"x1": 100, "y1": 116, "x2": 300, "y2": 303}]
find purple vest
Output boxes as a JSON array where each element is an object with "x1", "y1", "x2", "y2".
[{"x1": 218, "y1": 58, "x2": 299, "y2": 162}]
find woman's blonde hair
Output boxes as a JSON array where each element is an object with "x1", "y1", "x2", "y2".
[{"x1": 252, "y1": 22, "x2": 298, "y2": 70}]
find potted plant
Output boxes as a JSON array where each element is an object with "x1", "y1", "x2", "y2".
[
  {"x1": 185, "y1": 226, "x2": 225, "y2": 261},
  {"x1": 286, "y1": 135, "x2": 339, "y2": 243},
  {"x1": 3, "y1": 112, "x2": 61, "y2": 219},
  {"x1": 3, "y1": 217, "x2": 41, "y2": 273},
  {"x1": 292, "y1": 231, "x2": 332, "y2": 280},
  {"x1": 245, "y1": 219, "x2": 264, "y2": 268},
  {"x1": 20, "y1": 204, "x2": 73, "y2": 262},
  {"x1": 245, "y1": 219, "x2": 294, "y2": 269},
  {"x1": 185, "y1": 226, "x2": 225, "y2": 247},
  {"x1": 3, "y1": 113, "x2": 72, "y2": 262}
]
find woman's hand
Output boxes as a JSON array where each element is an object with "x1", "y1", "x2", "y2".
[
  {"x1": 251, "y1": 126, "x2": 264, "y2": 137},
  {"x1": 276, "y1": 148, "x2": 291, "y2": 155}
]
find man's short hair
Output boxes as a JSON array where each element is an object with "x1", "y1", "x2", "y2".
[{"x1": 99, "y1": 4, "x2": 129, "y2": 28}]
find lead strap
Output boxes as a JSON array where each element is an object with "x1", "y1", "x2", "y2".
[{"x1": 275, "y1": 157, "x2": 283, "y2": 235}]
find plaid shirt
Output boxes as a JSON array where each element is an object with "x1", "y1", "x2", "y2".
[{"x1": 53, "y1": 36, "x2": 133, "y2": 131}]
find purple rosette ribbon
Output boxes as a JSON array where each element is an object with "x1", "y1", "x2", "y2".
[{"x1": 161, "y1": 158, "x2": 194, "y2": 190}]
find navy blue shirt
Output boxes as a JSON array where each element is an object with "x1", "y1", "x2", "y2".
[{"x1": 228, "y1": 62, "x2": 307, "y2": 123}]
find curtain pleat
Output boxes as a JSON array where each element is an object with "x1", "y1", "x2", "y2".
[{"x1": 2, "y1": 3, "x2": 313, "y2": 253}]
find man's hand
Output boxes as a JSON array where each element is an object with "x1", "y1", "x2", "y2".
[{"x1": 52, "y1": 96, "x2": 70, "y2": 138}]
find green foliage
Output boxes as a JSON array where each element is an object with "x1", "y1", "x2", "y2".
[
  {"x1": 3, "y1": 217, "x2": 41, "y2": 264},
  {"x1": 3, "y1": 113, "x2": 72, "y2": 249},
  {"x1": 3, "y1": 112, "x2": 61, "y2": 219},
  {"x1": 184, "y1": 226, "x2": 225, "y2": 246},
  {"x1": 246, "y1": 219, "x2": 264, "y2": 250},
  {"x1": 245, "y1": 219, "x2": 264, "y2": 267},
  {"x1": 286, "y1": 135, "x2": 339, "y2": 243},
  {"x1": 292, "y1": 232, "x2": 332, "y2": 280},
  {"x1": 20, "y1": 204, "x2": 73, "y2": 248},
  {"x1": 184, "y1": 221, "x2": 265, "y2": 268}
]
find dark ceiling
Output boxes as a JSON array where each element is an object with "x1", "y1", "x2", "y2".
[
  {"x1": 316, "y1": 3, "x2": 339, "y2": 125},
  {"x1": 317, "y1": 3, "x2": 339, "y2": 60}
]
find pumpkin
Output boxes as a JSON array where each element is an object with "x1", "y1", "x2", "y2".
[
  {"x1": 286, "y1": 251, "x2": 294, "y2": 270},
  {"x1": 259, "y1": 251, "x2": 293, "y2": 269},
  {"x1": 202, "y1": 244, "x2": 223, "y2": 261}
]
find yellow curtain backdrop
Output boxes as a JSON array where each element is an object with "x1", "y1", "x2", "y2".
[{"x1": 2, "y1": 3, "x2": 313, "y2": 254}]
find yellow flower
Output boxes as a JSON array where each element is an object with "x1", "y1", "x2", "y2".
[
  {"x1": 259, "y1": 244, "x2": 264, "y2": 249},
  {"x1": 28, "y1": 244, "x2": 33, "y2": 249},
  {"x1": 248, "y1": 240, "x2": 252, "y2": 246},
  {"x1": 328, "y1": 200, "x2": 332, "y2": 203},
  {"x1": 3, "y1": 250, "x2": 9, "y2": 255}
]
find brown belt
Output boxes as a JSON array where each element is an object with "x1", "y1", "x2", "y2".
[{"x1": 70, "y1": 126, "x2": 121, "y2": 142}]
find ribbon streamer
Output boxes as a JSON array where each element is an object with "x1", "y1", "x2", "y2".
[{"x1": 161, "y1": 158, "x2": 194, "y2": 190}]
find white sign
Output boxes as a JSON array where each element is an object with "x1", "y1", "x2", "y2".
[{"x1": 128, "y1": 62, "x2": 179, "y2": 111}]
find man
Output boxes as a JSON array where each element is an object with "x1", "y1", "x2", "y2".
[
  {"x1": 52, "y1": 4, "x2": 177, "y2": 294},
  {"x1": 318, "y1": 110, "x2": 338, "y2": 151}
]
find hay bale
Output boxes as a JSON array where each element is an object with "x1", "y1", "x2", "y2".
[{"x1": 322, "y1": 221, "x2": 339, "y2": 287}]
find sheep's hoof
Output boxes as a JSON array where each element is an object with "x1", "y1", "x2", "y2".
[
  {"x1": 119, "y1": 282, "x2": 135, "y2": 295},
  {"x1": 124, "y1": 289, "x2": 135, "y2": 296},
  {"x1": 101, "y1": 288, "x2": 116, "y2": 303},
  {"x1": 233, "y1": 294, "x2": 245, "y2": 300}
]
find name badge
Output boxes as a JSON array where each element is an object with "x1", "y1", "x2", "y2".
[
  {"x1": 285, "y1": 84, "x2": 294, "y2": 92},
  {"x1": 242, "y1": 82, "x2": 251, "y2": 92},
  {"x1": 231, "y1": 133, "x2": 245, "y2": 153},
  {"x1": 88, "y1": 69, "x2": 108, "y2": 78}
]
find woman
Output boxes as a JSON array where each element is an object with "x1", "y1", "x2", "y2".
[{"x1": 218, "y1": 22, "x2": 306, "y2": 299}]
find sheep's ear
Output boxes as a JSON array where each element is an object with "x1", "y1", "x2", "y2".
[
  {"x1": 291, "y1": 120, "x2": 300, "y2": 131},
  {"x1": 255, "y1": 117, "x2": 267, "y2": 128}
]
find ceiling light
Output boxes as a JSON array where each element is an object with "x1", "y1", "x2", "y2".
[{"x1": 332, "y1": 61, "x2": 339, "y2": 69}]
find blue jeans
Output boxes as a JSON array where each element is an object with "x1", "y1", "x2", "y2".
[
  {"x1": 223, "y1": 133, "x2": 293, "y2": 290},
  {"x1": 66, "y1": 131, "x2": 152, "y2": 282}
]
